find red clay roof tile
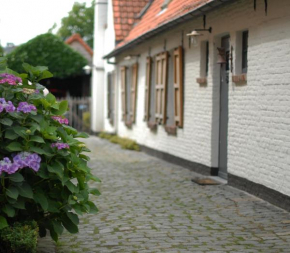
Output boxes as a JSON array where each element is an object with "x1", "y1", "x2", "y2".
[
  {"x1": 117, "y1": 0, "x2": 211, "y2": 47},
  {"x1": 113, "y1": 0, "x2": 150, "y2": 41},
  {"x1": 65, "y1": 33, "x2": 93, "y2": 56}
]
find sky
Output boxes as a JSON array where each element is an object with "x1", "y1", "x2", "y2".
[{"x1": 0, "y1": 0, "x2": 93, "y2": 47}]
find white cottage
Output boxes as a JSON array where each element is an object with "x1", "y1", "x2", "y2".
[{"x1": 91, "y1": 0, "x2": 290, "y2": 211}]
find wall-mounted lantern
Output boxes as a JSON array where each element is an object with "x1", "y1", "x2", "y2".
[
  {"x1": 217, "y1": 47, "x2": 226, "y2": 64},
  {"x1": 187, "y1": 27, "x2": 212, "y2": 47},
  {"x1": 124, "y1": 54, "x2": 140, "y2": 61},
  {"x1": 83, "y1": 65, "x2": 92, "y2": 75}
]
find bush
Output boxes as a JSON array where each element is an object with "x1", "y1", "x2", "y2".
[
  {"x1": 0, "y1": 221, "x2": 38, "y2": 253},
  {"x1": 99, "y1": 132, "x2": 139, "y2": 151},
  {"x1": 0, "y1": 57, "x2": 100, "y2": 244},
  {"x1": 99, "y1": 131, "x2": 114, "y2": 140},
  {"x1": 6, "y1": 34, "x2": 87, "y2": 78}
]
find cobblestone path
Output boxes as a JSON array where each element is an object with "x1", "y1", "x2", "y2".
[{"x1": 57, "y1": 136, "x2": 290, "y2": 253}]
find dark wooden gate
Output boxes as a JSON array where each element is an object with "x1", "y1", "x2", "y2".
[{"x1": 59, "y1": 97, "x2": 91, "y2": 133}]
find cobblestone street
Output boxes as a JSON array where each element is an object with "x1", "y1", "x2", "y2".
[{"x1": 57, "y1": 136, "x2": 290, "y2": 253}]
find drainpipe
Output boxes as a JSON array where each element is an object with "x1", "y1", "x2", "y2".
[{"x1": 91, "y1": 0, "x2": 108, "y2": 133}]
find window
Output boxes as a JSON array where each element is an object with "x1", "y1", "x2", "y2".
[
  {"x1": 206, "y1": 41, "x2": 209, "y2": 76},
  {"x1": 155, "y1": 52, "x2": 168, "y2": 125},
  {"x1": 120, "y1": 64, "x2": 138, "y2": 127},
  {"x1": 242, "y1": 31, "x2": 248, "y2": 73},
  {"x1": 107, "y1": 71, "x2": 115, "y2": 125}
]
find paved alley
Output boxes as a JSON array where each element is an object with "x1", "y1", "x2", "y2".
[{"x1": 57, "y1": 136, "x2": 290, "y2": 253}]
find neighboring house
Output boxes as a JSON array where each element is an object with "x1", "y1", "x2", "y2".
[
  {"x1": 66, "y1": 33, "x2": 93, "y2": 97},
  {"x1": 65, "y1": 33, "x2": 93, "y2": 66},
  {"x1": 91, "y1": 0, "x2": 290, "y2": 211}
]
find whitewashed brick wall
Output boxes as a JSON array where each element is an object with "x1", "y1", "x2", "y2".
[{"x1": 103, "y1": 0, "x2": 290, "y2": 196}]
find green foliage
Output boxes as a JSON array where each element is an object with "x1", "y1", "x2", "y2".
[
  {"x1": 6, "y1": 34, "x2": 87, "y2": 78},
  {"x1": 0, "y1": 59, "x2": 100, "y2": 243},
  {"x1": 57, "y1": 1, "x2": 95, "y2": 48},
  {"x1": 0, "y1": 45, "x2": 3, "y2": 57},
  {"x1": 99, "y1": 132, "x2": 140, "y2": 151},
  {"x1": 83, "y1": 112, "x2": 91, "y2": 130},
  {"x1": 0, "y1": 221, "x2": 38, "y2": 253}
]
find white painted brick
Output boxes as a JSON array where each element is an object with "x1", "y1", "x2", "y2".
[{"x1": 99, "y1": 0, "x2": 290, "y2": 196}]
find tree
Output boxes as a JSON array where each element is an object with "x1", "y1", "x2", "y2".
[
  {"x1": 57, "y1": 1, "x2": 94, "y2": 48},
  {"x1": 6, "y1": 33, "x2": 87, "y2": 79}
]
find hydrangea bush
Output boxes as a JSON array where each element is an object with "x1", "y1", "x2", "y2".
[{"x1": 0, "y1": 57, "x2": 100, "y2": 242}]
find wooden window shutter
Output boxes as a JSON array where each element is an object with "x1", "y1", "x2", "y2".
[
  {"x1": 144, "y1": 57, "x2": 151, "y2": 121},
  {"x1": 130, "y1": 63, "x2": 138, "y2": 123},
  {"x1": 155, "y1": 52, "x2": 168, "y2": 125},
  {"x1": 173, "y1": 46, "x2": 184, "y2": 128},
  {"x1": 120, "y1": 66, "x2": 127, "y2": 121}
]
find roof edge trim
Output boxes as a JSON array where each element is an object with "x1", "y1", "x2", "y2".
[{"x1": 104, "y1": 0, "x2": 237, "y2": 59}]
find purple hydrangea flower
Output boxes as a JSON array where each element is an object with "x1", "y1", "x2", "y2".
[
  {"x1": 0, "y1": 98, "x2": 16, "y2": 113},
  {"x1": 51, "y1": 116, "x2": 69, "y2": 125},
  {"x1": 0, "y1": 157, "x2": 18, "y2": 175},
  {"x1": 13, "y1": 152, "x2": 41, "y2": 172},
  {"x1": 0, "y1": 73, "x2": 22, "y2": 85},
  {"x1": 17, "y1": 102, "x2": 37, "y2": 113},
  {"x1": 51, "y1": 143, "x2": 70, "y2": 150}
]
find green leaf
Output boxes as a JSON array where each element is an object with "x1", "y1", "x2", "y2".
[
  {"x1": 57, "y1": 100, "x2": 68, "y2": 115},
  {"x1": 89, "y1": 188, "x2": 101, "y2": 196},
  {"x1": 12, "y1": 197, "x2": 26, "y2": 210},
  {"x1": 30, "y1": 135, "x2": 45, "y2": 143},
  {"x1": 87, "y1": 201, "x2": 99, "y2": 214},
  {"x1": 17, "y1": 182, "x2": 33, "y2": 199},
  {"x1": 6, "y1": 142, "x2": 23, "y2": 151},
  {"x1": 49, "y1": 228, "x2": 59, "y2": 242},
  {"x1": 61, "y1": 215, "x2": 78, "y2": 234},
  {"x1": 48, "y1": 161, "x2": 64, "y2": 179},
  {"x1": 2, "y1": 205, "x2": 15, "y2": 217},
  {"x1": 72, "y1": 204, "x2": 83, "y2": 215},
  {"x1": 0, "y1": 118, "x2": 13, "y2": 126},
  {"x1": 8, "y1": 173, "x2": 24, "y2": 182},
  {"x1": 88, "y1": 174, "x2": 101, "y2": 183},
  {"x1": 38, "y1": 70, "x2": 53, "y2": 81},
  {"x1": 0, "y1": 216, "x2": 8, "y2": 230},
  {"x1": 46, "y1": 93, "x2": 56, "y2": 104},
  {"x1": 5, "y1": 130, "x2": 18, "y2": 140},
  {"x1": 67, "y1": 212, "x2": 79, "y2": 226},
  {"x1": 52, "y1": 220, "x2": 64, "y2": 235},
  {"x1": 75, "y1": 132, "x2": 89, "y2": 138},
  {"x1": 6, "y1": 186, "x2": 19, "y2": 199},
  {"x1": 37, "y1": 166, "x2": 50, "y2": 179},
  {"x1": 65, "y1": 181, "x2": 79, "y2": 193},
  {"x1": 34, "y1": 191, "x2": 48, "y2": 210}
]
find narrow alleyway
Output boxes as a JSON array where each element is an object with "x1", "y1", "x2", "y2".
[{"x1": 57, "y1": 136, "x2": 290, "y2": 253}]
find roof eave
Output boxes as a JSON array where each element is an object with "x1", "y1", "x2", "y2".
[{"x1": 103, "y1": 0, "x2": 237, "y2": 59}]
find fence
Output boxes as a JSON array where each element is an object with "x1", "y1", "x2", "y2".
[{"x1": 59, "y1": 97, "x2": 91, "y2": 133}]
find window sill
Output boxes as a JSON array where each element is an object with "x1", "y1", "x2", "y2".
[
  {"x1": 147, "y1": 121, "x2": 157, "y2": 131},
  {"x1": 232, "y1": 74, "x2": 247, "y2": 83},
  {"x1": 196, "y1": 77, "x2": 207, "y2": 85},
  {"x1": 165, "y1": 125, "x2": 177, "y2": 136}
]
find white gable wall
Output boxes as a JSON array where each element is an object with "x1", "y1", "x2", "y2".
[{"x1": 103, "y1": 0, "x2": 290, "y2": 196}]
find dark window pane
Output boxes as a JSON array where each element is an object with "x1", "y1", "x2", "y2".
[
  {"x1": 242, "y1": 31, "x2": 248, "y2": 73},
  {"x1": 206, "y1": 41, "x2": 209, "y2": 76}
]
